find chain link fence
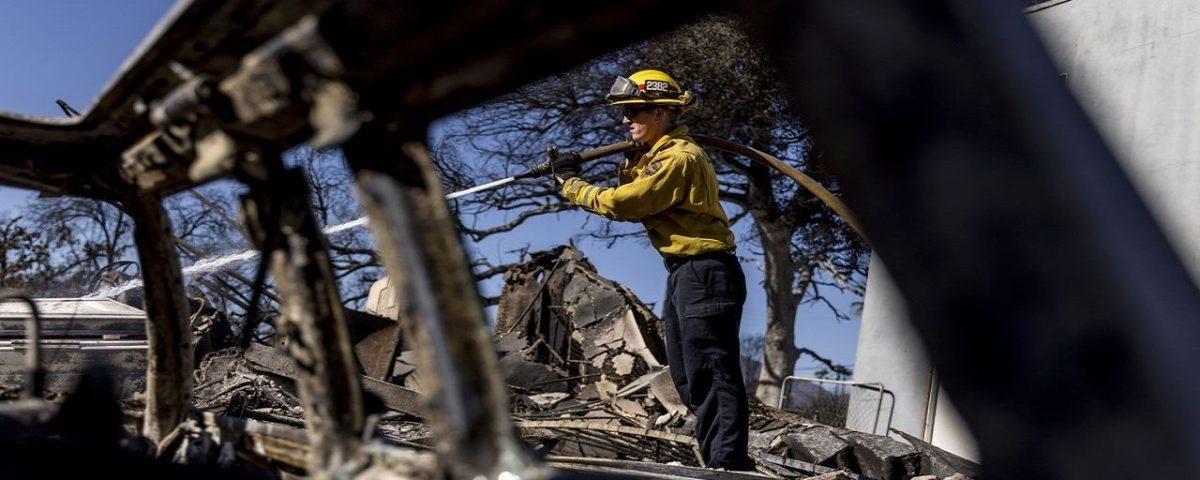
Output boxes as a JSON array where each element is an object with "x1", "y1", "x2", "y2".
[{"x1": 778, "y1": 376, "x2": 895, "y2": 435}]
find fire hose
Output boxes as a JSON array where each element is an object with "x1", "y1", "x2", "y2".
[{"x1": 445, "y1": 136, "x2": 866, "y2": 240}]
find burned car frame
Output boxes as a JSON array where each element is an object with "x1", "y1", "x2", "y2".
[{"x1": 1, "y1": 0, "x2": 1199, "y2": 479}]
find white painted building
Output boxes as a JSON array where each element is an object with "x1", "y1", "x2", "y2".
[{"x1": 847, "y1": 0, "x2": 1200, "y2": 461}]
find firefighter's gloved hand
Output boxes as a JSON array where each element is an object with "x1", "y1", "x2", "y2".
[
  {"x1": 551, "y1": 151, "x2": 583, "y2": 180},
  {"x1": 554, "y1": 162, "x2": 582, "y2": 180}
]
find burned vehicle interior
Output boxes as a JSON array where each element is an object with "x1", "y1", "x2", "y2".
[{"x1": 1, "y1": 0, "x2": 1199, "y2": 479}]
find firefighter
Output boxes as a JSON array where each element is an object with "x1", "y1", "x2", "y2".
[{"x1": 555, "y1": 69, "x2": 754, "y2": 471}]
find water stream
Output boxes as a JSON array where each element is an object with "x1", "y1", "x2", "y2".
[
  {"x1": 84, "y1": 216, "x2": 370, "y2": 300},
  {"x1": 84, "y1": 169, "x2": 517, "y2": 300}
]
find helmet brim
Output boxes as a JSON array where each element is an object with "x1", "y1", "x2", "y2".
[{"x1": 607, "y1": 98, "x2": 687, "y2": 106}]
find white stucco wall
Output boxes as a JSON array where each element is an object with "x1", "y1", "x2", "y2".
[
  {"x1": 846, "y1": 257, "x2": 928, "y2": 439},
  {"x1": 1031, "y1": 0, "x2": 1200, "y2": 281},
  {"x1": 850, "y1": 0, "x2": 1200, "y2": 463},
  {"x1": 847, "y1": 258, "x2": 978, "y2": 460}
]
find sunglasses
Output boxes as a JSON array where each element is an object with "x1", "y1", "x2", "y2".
[{"x1": 621, "y1": 106, "x2": 658, "y2": 119}]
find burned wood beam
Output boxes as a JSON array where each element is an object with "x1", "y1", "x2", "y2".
[
  {"x1": 243, "y1": 343, "x2": 423, "y2": 418},
  {"x1": 206, "y1": 413, "x2": 311, "y2": 469},
  {"x1": 516, "y1": 420, "x2": 698, "y2": 446},
  {"x1": 546, "y1": 456, "x2": 778, "y2": 480},
  {"x1": 755, "y1": 453, "x2": 868, "y2": 480},
  {"x1": 516, "y1": 419, "x2": 703, "y2": 465},
  {"x1": 359, "y1": 377, "x2": 423, "y2": 418},
  {"x1": 556, "y1": 431, "x2": 647, "y2": 460},
  {"x1": 127, "y1": 194, "x2": 193, "y2": 444},
  {"x1": 344, "y1": 309, "x2": 404, "y2": 381}
]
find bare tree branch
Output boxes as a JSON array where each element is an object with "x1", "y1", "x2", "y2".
[
  {"x1": 797, "y1": 347, "x2": 853, "y2": 379},
  {"x1": 460, "y1": 203, "x2": 577, "y2": 241}
]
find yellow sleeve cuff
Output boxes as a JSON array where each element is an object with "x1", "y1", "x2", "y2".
[{"x1": 561, "y1": 177, "x2": 588, "y2": 203}]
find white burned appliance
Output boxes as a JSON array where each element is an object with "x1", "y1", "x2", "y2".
[{"x1": 0, "y1": 298, "x2": 147, "y2": 394}]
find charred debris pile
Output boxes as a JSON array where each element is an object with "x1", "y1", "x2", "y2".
[
  {"x1": 476, "y1": 246, "x2": 977, "y2": 480},
  {"x1": 1, "y1": 246, "x2": 977, "y2": 479},
  {"x1": 187, "y1": 245, "x2": 978, "y2": 479}
]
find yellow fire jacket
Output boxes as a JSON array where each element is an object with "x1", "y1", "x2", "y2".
[{"x1": 561, "y1": 126, "x2": 735, "y2": 256}]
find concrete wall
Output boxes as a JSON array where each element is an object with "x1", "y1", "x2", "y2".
[{"x1": 850, "y1": 0, "x2": 1200, "y2": 463}]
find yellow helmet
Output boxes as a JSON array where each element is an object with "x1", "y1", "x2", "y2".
[{"x1": 605, "y1": 69, "x2": 697, "y2": 108}]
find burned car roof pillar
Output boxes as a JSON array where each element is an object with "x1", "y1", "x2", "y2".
[
  {"x1": 238, "y1": 157, "x2": 368, "y2": 477},
  {"x1": 342, "y1": 124, "x2": 541, "y2": 479},
  {"x1": 126, "y1": 193, "x2": 194, "y2": 444}
]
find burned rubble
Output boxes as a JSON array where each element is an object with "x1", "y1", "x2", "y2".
[
  {"x1": 174, "y1": 244, "x2": 985, "y2": 478},
  {"x1": 0, "y1": 0, "x2": 1186, "y2": 477},
  {"x1": 386, "y1": 245, "x2": 977, "y2": 480},
  {"x1": 0, "y1": 246, "x2": 978, "y2": 479}
]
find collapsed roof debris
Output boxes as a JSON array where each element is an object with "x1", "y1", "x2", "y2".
[
  {"x1": 167, "y1": 245, "x2": 983, "y2": 478},
  {"x1": 0, "y1": 245, "x2": 977, "y2": 479},
  {"x1": 494, "y1": 246, "x2": 667, "y2": 401},
  {"x1": 404, "y1": 245, "x2": 976, "y2": 479}
]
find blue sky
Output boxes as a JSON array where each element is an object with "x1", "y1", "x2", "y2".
[{"x1": 0, "y1": 0, "x2": 865, "y2": 372}]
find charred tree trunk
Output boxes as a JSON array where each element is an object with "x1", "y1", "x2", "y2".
[{"x1": 752, "y1": 216, "x2": 803, "y2": 405}]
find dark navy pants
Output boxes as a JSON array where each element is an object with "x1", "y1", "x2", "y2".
[{"x1": 662, "y1": 251, "x2": 754, "y2": 470}]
